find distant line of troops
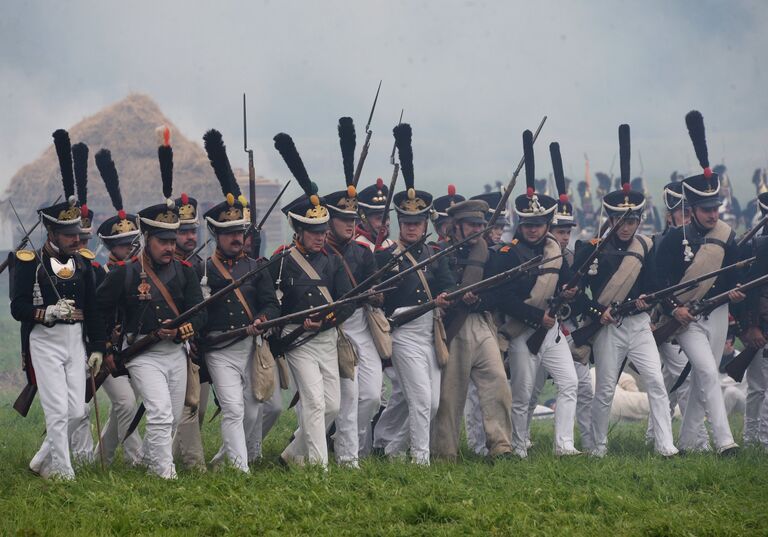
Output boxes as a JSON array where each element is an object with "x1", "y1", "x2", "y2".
[{"x1": 9, "y1": 110, "x2": 768, "y2": 480}]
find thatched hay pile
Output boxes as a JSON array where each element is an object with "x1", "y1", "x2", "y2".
[{"x1": 2, "y1": 93, "x2": 284, "y2": 247}]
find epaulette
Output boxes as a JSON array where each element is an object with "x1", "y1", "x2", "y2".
[
  {"x1": 116, "y1": 260, "x2": 126, "y2": 267},
  {"x1": 78, "y1": 247, "x2": 96, "y2": 260},
  {"x1": 181, "y1": 260, "x2": 192, "y2": 268},
  {"x1": 91, "y1": 260, "x2": 101, "y2": 269},
  {"x1": 15, "y1": 249, "x2": 36, "y2": 262},
  {"x1": 499, "y1": 245, "x2": 511, "y2": 253},
  {"x1": 590, "y1": 238, "x2": 601, "y2": 246},
  {"x1": 511, "y1": 239, "x2": 519, "y2": 245}
]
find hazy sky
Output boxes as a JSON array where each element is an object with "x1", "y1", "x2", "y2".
[{"x1": 1, "y1": 0, "x2": 767, "y2": 205}]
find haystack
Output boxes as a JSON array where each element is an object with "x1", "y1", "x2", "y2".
[{"x1": 1, "y1": 93, "x2": 285, "y2": 248}]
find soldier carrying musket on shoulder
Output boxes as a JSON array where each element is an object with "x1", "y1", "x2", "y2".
[
  {"x1": 654, "y1": 111, "x2": 744, "y2": 456},
  {"x1": 572, "y1": 125, "x2": 678, "y2": 458},
  {"x1": 90, "y1": 147, "x2": 144, "y2": 466},
  {"x1": 323, "y1": 118, "x2": 385, "y2": 468},
  {"x1": 168, "y1": 143, "x2": 209, "y2": 470},
  {"x1": 270, "y1": 133, "x2": 354, "y2": 470},
  {"x1": 371, "y1": 123, "x2": 455, "y2": 466},
  {"x1": 430, "y1": 191, "x2": 515, "y2": 461},
  {"x1": 95, "y1": 130, "x2": 206, "y2": 479},
  {"x1": 11, "y1": 129, "x2": 105, "y2": 480},
  {"x1": 487, "y1": 130, "x2": 580, "y2": 459},
  {"x1": 198, "y1": 129, "x2": 280, "y2": 473}
]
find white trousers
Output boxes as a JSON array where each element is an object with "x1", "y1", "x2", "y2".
[
  {"x1": 126, "y1": 340, "x2": 187, "y2": 479},
  {"x1": 508, "y1": 325, "x2": 577, "y2": 454},
  {"x1": 527, "y1": 360, "x2": 594, "y2": 451},
  {"x1": 69, "y1": 363, "x2": 94, "y2": 465},
  {"x1": 281, "y1": 327, "x2": 340, "y2": 468},
  {"x1": 383, "y1": 307, "x2": 440, "y2": 464},
  {"x1": 349, "y1": 308, "x2": 384, "y2": 459},
  {"x1": 591, "y1": 313, "x2": 677, "y2": 455},
  {"x1": 28, "y1": 323, "x2": 87, "y2": 480},
  {"x1": 744, "y1": 345, "x2": 768, "y2": 446},
  {"x1": 464, "y1": 381, "x2": 488, "y2": 455},
  {"x1": 96, "y1": 374, "x2": 143, "y2": 465},
  {"x1": 675, "y1": 304, "x2": 735, "y2": 451},
  {"x1": 207, "y1": 336, "x2": 259, "y2": 472},
  {"x1": 372, "y1": 365, "x2": 408, "y2": 452},
  {"x1": 334, "y1": 308, "x2": 380, "y2": 463}
]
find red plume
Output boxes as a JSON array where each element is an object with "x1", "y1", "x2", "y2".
[
  {"x1": 163, "y1": 126, "x2": 170, "y2": 147},
  {"x1": 448, "y1": 184, "x2": 456, "y2": 197},
  {"x1": 118, "y1": 209, "x2": 126, "y2": 220},
  {"x1": 181, "y1": 192, "x2": 189, "y2": 205},
  {"x1": 622, "y1": 182, "x2": 631, "y2": 194},
  {"x1": 560, "y1": 194, "x2": 568, "y2": 203},
  {"x1": 703, "y1": 167, "x2": 713, "y2": 178},
  {"x1": 80, "y1": 203, "x2": 88, "y2": 216},
  {"x1": 527, "y1": 186, "x2": 534, "y2": 197},
  {"x1": 376, "y1": 177, "x2": 384, "y2": 189}
]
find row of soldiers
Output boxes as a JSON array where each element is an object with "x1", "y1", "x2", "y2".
[{"x1": 9, "y1": 109, "x2": 768, "y2": 480}]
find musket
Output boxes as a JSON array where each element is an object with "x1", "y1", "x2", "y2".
[
  {"x1": 525, "y1": 209, "x2": 630, "y2": 355},
  {"x1": 244, "y1": 93, "x2": 258, "y2": 258},
  {"x1": 388, "y1": 254, "x2": 552, "y2": 328},
  {"x1": 653, "y1": 271, "x2": 768, "y2": 345},
  {"x1": 487, "y1": 116, "x2": 547, "y2": 228},
  {"x1": 0, "y1": 194, "x2": 62, "y2": 275},
  {"x1": 272, "y1": 233, "x2": 429, "y2": 352},
  {"x1": 737, "y1": 215, "x2": 768, "y2": 247},
  {"x1": 373, "y1": 108, "x2": 404, "y2": 249},
  {"x1": 722, "y1": 345, "x2": 762, "y2": 383},
  {"x1": 253, "y1": 180, "x2": 291, "y2": 234},
  {"x1": 570, "y1": 256, "x2": 756, "y2": 347},
  {"x1": 204, "y1": 286, "x2": 396, "y2": 347},
  {"x1": 90, "y1": 369, "x2": 105, "y2": 470},
  {"x1": 352, "y1": 80, "x2": 382, "y2": 188}
]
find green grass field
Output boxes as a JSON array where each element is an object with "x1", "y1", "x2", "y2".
[
  {"x1": 1, "y1": 396, "x2": 767, "y2": 536},
  {"x1": 1, "y1": 289, "x2": 766, "y2": 536}
]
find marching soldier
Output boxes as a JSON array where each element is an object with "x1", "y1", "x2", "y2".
[
  {"x1": 431, "y1": 196, "x2": 514, "y2": 460},
  {"x1": 67, "y1": 141, "x2": 96, "y2": 464},
  {"x1": 90, "y1": 148, "x2": 144, "y2": 466},
  {"x1": 526, "y1": 148, "x2": 594, "y2": 453},
  {"x1": 172, "y1": 188, "x2": 209, "y2": 471},
  {"x1": 96, "y1": 133, "x2": 206, "y2": 479},
  {"x1": 645, "y1": 180, "x2": 699, "y2": 445},
  {"x1": 198, "y1": 129, "x2": 280, "y2": 472},
  {"x1": 324, "y1": 118, "x2": 381, "y2": 467},
  {"x1": 489, "y1": 131, "x2": 579, "y2": 458},
  {"x1": 356, "y1": 178, "x2": 405, "y2": 458},
  {"x1": 737, "y1": 191, "x2": 768, "y2": 447},
  {"x1": 372, "y1": 123, "x2": 454, "y2": 465},
  {"x1": 271, "y1": 133, "x2": 354, "y2": 469},
  {"x1": 462, "y1": 189, "x2": 508, "y2": 455},
  {"x1": 655, "y1": 111, "x2": 743, "y2": 455},
  {"x1": 574, "y1": 127, "x2": 677, "y2": 457},
  {"x1": 11, "y1": 129, "x2": 105, "y2": 480}
]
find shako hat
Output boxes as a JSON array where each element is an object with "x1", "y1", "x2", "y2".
[
  {"x1": 95, "y1": 148, "x2": 140, "y2": 247},
  {"x1": 138, "y1": 125, "x2": 180, "y2": 239},
  {"x1": 514, "y1": 130, "x2": 556, "y2": 225},
  {"x1": 602, "y1": 124, "x2": 645, "y2": 219},
  {"x1": 202, "y1": 129, "x2": 249, "y2": 233},
  {"x1": 275, "y1": 133, "x2": 329, "y2": 232}
]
